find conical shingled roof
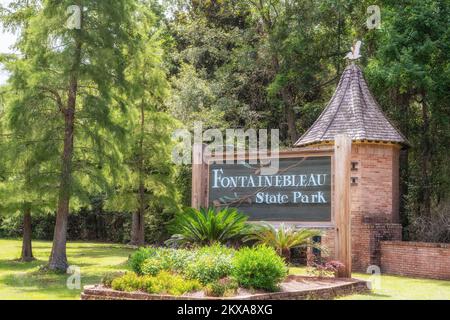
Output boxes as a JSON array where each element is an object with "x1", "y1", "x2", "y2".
[{"x1": 294, "y1": 63, "x2": 408, "y2": 147}]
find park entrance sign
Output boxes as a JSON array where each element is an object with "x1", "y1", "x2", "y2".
[
  {"x1": 208, "y1": 156, "x2": 332, "y2": 222},
  {"x1": 192, "y1": 146, "x2": 336, "y2": 226},
  {"x1": 191, "y1": 136, "x2": 351, "y2": 276}
]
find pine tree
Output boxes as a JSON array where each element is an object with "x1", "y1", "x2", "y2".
[
  {"x1": 0, "y1": 0, "x2": 141, "y2": 270},
  {"x1": 0, "y1": 0, "x2": 43, "y2": 262},
  {"x1": 106, "y1": 2, "x2": 181, "y2": 246}
]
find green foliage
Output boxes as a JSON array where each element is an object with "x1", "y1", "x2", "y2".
[
  {"x1": 128, "y1": 247, "x2": 157, "y2": 275},
  {"x1": 0, "y1": 0, "x2": 142, "y2": 210},
  {"x1": 0, "y1": 239, "x2": 448, "y2": 300},
  {"x1": 232, "y1": 245, "x2": 287, "y2": 292},
  {"x1": 141, "y1": 257, "x2": 167, "y2": 276},
  {"x1": 167, "y1": 207, "x2": 251, "y2": 246},
  {"x1": 101, "y1": 271, "x2": 125, "y2": 288},
  {"x1": 246, "y1": 223, "x2": 323, "y2": 261},
  {"x1": 184, "y1": 244, "x2": 234, "y2": 284},
  {"x1": 0, "y1": 0, "x2": 448, "y2": 254},
  {"x1": 136, "y1": 244, "x2": 233, "y2": 284},
  {"x1": 111, "y1": 272, "x2": 146, "y2": 292},
  {"x1": 204, "y1": 277, "x2": 238, "y2": 297},
  {"x1": 111, "y1": 271, "x2": 201, "y2": 296},
  {"x1": 0, "y1": 0, "x2": 157, "y2": 269},
  {"x1": 138, "y1": 247, "x2": 194, "y2": 275},
  {"x1": 160, "y1": 248, "x2": 196, "y2": 273},
  {"x1": 365, "y1": 0, "x2": 450, "y2": 224},
  {"x1": 0, "y1": 207, "x2": 132, "y2": 242},
  {"x1": 146, "y1": 271, "x2": 202, "y2": 296}
]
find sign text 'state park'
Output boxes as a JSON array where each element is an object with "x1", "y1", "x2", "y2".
[{"x1": 208, "y1": 157, "x2": 332, "y2": 222}]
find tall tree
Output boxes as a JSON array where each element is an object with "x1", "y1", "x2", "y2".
[
  {"x1": 0, "y1": 0, "x2": 43, "y2": 262},
  {"x1": 366, "y1": 0, "x2": 450, "y2": 221},
  {"x1": 107, "y1": 3, "x2": 181, "y2": 246},
  {"x1": 0, "y1": 0, "x2": 140, "y2": 270}
]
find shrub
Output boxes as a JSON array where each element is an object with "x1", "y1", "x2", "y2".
[
  {"x1": 245, "y1": 223, "x2": 323, "y2": 262},
  {"x1": 141, "y1": 257, "x2": 167, "y2": 276},
  {"x1": 102, "y1": 271, "x2": 125, "y2": 287},
  {"x1": 166, "y1": 207, "x2": 251, "y2": 246},
  {"x1": 232, "y1": 245, "x2": 287, "y2": 291},
  {"x1": 128, "y1": 247, "x2": 157, "y2": 274},
  {"x1": 147, "y1": 271, "x2": 202, "y2": 296},
  {"x1": 111, "y1": 272, "x2": 144, "y2": 292},
  {"x1": 140, "y1": 248, "x2": 195, "y2": 276},
  {"x1": 165, "y1": 248, "x2": 196, "y2": 273},
  {"x1": 132, "y1": 244, "x2": 234, "y2": 284},
  {"x1": 204, "y1": 277, "x2": 238, "y2": 297},
  {"x1": 184, "y1": 244, "x2": 234, "y2": 284},
  {"x1": 195, "y1": 243, "x2": 235, "y2": 257},
  {"x1": 111, "y1": 271, "x2": 201, "y2": 296}
]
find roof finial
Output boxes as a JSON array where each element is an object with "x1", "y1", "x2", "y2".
[{"x1": 344, "y1": 40, "x2": 362, "y2": 61}]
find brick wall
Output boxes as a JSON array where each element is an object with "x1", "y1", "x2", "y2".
[
  {"x1": 320, "y1": 223, "x2": 402, "y2": 271},
  {"x1": 351, "y1": 143, "x2": 400, "y2": 223},
  {"x1": 306, "y1": 143, "x2": 403, "y2": 272},
  {"x1": 380, "y1": 241, "x2": 450, "y2": 280},
  {"x1": 349, "y1": 144, "x2": 402, "y2": 271}
]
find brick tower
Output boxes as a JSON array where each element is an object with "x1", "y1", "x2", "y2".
[{"x1": 294, "y1": 63, "x2": 409, "y2": 271}]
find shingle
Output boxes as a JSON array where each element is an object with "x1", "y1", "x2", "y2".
[{"x1": 294, "y1": 63, "x2": 409, "y2": 147}]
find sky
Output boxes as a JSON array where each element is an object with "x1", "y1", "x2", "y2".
[{"x1": 0, "y1": 0, "x2": 16, "y2": 85}]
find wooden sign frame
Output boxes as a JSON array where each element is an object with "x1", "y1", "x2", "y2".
[
  {"x1": 191, "y1": 136, "x2": 352, "y2": 278},
  {"x1": 192, "y1": 145, "x2": 335, "y2": 227}
]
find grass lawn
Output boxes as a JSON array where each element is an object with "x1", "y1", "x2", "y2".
[
  {"x1": 0, "y1": 239, "x2": 134, "y2": 300},
  {"x1": 289, "y1": 267, "x2": 450, "y2": 300},
  {"x1": 0, "y1": 239, "x2": 449, "y2": 300}
]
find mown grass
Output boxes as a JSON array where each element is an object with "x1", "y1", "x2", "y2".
[
  {"x1": 0, "y1": 239, "x2": 449, "y2": 300},
  {"x1": 0, "y1": 239, "x2": 133, "y2": 300},
  {"x1": 289, "y1": 267, "x2": 450, "y2": 300}
]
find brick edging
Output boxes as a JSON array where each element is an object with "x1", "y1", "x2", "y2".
[{"x1": 81, "y1": 277, "x2": 369, "y2": 300}]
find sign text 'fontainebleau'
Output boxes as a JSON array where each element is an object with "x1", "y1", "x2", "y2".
[{"x1": 208, "y1": 156, "x2": 332, "y2": 222}]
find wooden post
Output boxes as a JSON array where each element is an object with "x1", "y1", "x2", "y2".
[
  {"x1": 191, "y1": 143, "x2": 208, "y2": 209},
  {"x1": 334, "y1": 134, "x2": 352, "y2": 278}
]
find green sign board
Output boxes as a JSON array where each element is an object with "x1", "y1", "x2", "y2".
[{"x1": 208, "y1": 156, "x2": 332, "y2": 222}]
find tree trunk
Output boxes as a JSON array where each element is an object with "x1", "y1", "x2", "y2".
[
  {"x1": 420, "y1": 98, "x2": 432, "y2": 217},
  {"x1": 130, "y1": 102, "x2": 146, "y2": 246},
  {"x1": 281, "y1": 248, "x2": 291, "y2": 263},
  {"x1": 271, "y1": 54, "x2": 298, "y2": 145},
  {"x1": 397, "y1": 92, "x2": 411, "y2": 231},
  {"x1": 49, "y1": 99, "x2": 75, "y2": 271},
  {"x1": 281, "y1": 87, "x2": 298, "y2": 145},
  {"x1": 49, "y1": 25, "x2": 83, "y2": 271},
  {"x1": 21, "y1": 205, "x2": 34, "y2": 262},
  {"x1": 399, "y1": 148, "x2": 409, "y2": 223},
  {"x1": 130, "y1": 185, "x2": 145, "y2": 246}
]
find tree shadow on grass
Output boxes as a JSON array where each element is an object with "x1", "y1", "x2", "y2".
[
  {"x1": 0, "y1": 272, "x2": 80, "y2": 299},
  {"x1": 66, "y1": 244, "x2": 132, "y2": 250},
  {"x1": 0, "y1": 258, "x2": 132, "y2": 299},
  {"x1": 0, "y1": 258, "x2": 97, "y2": 272},
  {"x1": 68, "y1": 248, "x2": 134, "y2": 259},
  {"x1": 0, "y1": 259, "x2": 46, "y2": 272}
]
